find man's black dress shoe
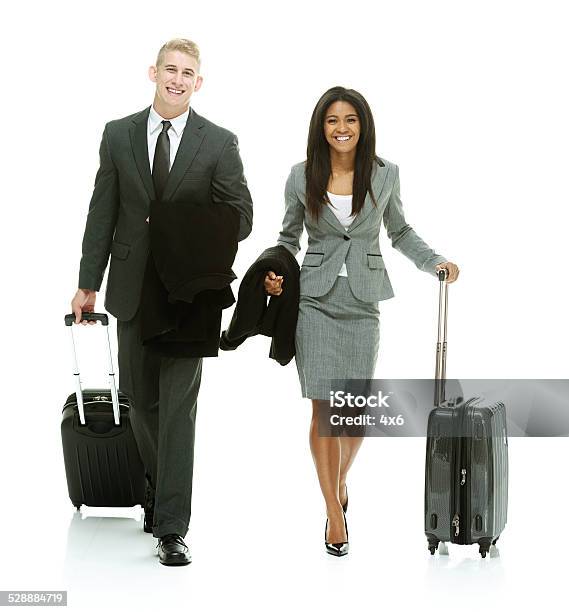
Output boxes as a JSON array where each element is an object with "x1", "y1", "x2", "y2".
[
  {"x1": 157, "y1": 534, "x2": 192, "y2": 566},
  {"x1": 143, "y1": 490, "x2": 155, "y2": 534}
]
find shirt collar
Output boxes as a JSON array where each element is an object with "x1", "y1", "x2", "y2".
[{"x1": 148, "y1": 106, "x2": 190, "y2": 137}]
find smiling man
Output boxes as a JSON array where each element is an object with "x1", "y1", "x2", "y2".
[{"x1": 71, "y1": 39, "x2": 253, "y2": 566}]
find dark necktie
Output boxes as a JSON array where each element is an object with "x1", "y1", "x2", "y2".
[{"x1": 152, "y1": 120, "x2": 172, "y2": 200}]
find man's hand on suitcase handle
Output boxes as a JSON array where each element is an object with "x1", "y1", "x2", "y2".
[
  {"x1": 436, "y1": 262, "x2": 460, "y2": 283},
  {"x1": 71, "y1": 289, "x2": 98, "y2": 325}
]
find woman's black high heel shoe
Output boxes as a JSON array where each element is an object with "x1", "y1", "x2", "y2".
[{"x1": 325, "y1": 512, "x2": 349, "y2": 557}]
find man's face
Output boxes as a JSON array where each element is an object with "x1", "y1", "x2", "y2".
[{"x1": 149, "y1": 51, "x2": 203, "y2": 115}]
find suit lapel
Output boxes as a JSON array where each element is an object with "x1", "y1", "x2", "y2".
[
  {"x1": 321, "y1": 199, "x2": 350, "y2": 233},
  {"x1": 129, "y1": 107, "x2": 155, "y2": 200},
  {"x1": 296, "y1": 175, "x2": 346, "y2": 233},
  {"x1": 348, "y1": 161, "x2": 392, "y2": 232},
  {"x1": 162, "y1": 108, "x2": 206, "y2": 201},
  {"x1": 317, "y1": 161, "x2": 391, "y2": 233}
]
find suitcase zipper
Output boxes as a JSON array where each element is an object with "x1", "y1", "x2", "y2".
[
  {"x1": 64, "y1": 399, "x2": 127, "y2": 409},
  {"x1": 452, "y1": 514, "x2": 460, "y2": 537},
  {"x1": 451, "y1": 404, "x2": 464, "y2": 544},
  {"x1": 461, "y1": 405, "x2": 474, "y2": 545},
  {"x1": 452, "y1": 404, "x2": 469, "y2": 544}
]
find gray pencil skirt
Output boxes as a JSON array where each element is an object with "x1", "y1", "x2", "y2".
[{"x1": 295, "y1": 276, "x2": 380, "y2": 400}]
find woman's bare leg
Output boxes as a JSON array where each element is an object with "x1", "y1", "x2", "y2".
[
  {"x1": 338, "y1": 437, "x2": 364, "y2": 508},
  {"x1": 309, "y1": 399, "x2": 347, "y2": 543}
]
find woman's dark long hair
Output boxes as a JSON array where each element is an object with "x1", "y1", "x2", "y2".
[{"x1": 305, "y1": 86, "x2": 383, "y2": 220}]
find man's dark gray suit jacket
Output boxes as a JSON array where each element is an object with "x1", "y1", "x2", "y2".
[{"x1": 78, "y1": 106, "x2": 253, "y2": 321}]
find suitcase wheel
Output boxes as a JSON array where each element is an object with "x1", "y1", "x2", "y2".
[
  {"x1": 479, "y1": 538, "x2": 492, "y2": 558},
  {"x1": 427, "y1": 536, "x2": 440, "y2": 556},
  {"x1": 492, "y1": 537, "x2": 499, "y2": 546},
  {"x1": 73, "y1": 504, "x2": 81, "y2": 511}
]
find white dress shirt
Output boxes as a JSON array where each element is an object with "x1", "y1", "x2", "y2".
[
  {"x1": 327, "y1": 192, "x2": 354, "y2": 277},
  {"x1": 147, "y1": 106, "x2": 190, "y2": 171}
]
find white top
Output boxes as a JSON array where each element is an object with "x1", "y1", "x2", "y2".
[
  {"x1": 147, "y1": 106, "x2": 190, "y2": 171},
  {"x1": 327, "y1": 192, "x2": 354, "y2": 277}
]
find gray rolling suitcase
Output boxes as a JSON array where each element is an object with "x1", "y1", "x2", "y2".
[
  {"x1": 424, "y1": 271, "x2": 508, "y2": 558},
  {"x1": 61, "y1": 313, "x2": 145, "y2": 510}
]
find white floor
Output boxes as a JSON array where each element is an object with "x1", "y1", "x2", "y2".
[{"x1": 1, "y1": 430, "x2": 566, "y2": 611}]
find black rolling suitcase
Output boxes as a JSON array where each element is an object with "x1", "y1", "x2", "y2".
[
  {"x1": 61, "y1": 312, "x2": 145, "y2": 510},
  {"x1": 424, "y1": 271, "x2": 508, "y2": 558}
]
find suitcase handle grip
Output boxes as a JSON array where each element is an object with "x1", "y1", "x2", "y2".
[
  {"x1": 65, "y1": 313, "x2": 109, "y2": 326},
  {"x1": 437, "y1": 268, "x2": 449, "y2": 282},
  {"x1": 65, "y1": 311, "x2": 120, "y2": 426},
  {"x1": 72, "y1": 411, "x2": 127, "y2": 436}
]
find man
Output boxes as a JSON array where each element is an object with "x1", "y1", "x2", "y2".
[{"x1": 71, "y1": 39, "x2": 253, "y2": 566}]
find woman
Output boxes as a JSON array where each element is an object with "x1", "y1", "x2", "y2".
[{"x1": 265, "y1": 87, "x2": 459, "y2": 556}]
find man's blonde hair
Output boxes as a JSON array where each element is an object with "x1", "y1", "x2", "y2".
[{"x1": 156, "y1": 38, "x2": 201, "y2": 69}]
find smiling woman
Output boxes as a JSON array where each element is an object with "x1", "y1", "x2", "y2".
[
  {"x1": 264, "y1": 85, "x2": 459, "y2": 558},
  {"x1": 306, "y1": 87, "x2": 378, "y2": 220}
]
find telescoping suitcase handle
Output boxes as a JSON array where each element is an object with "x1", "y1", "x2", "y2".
[
  {"x1": 64, "y1": 312, "x2": 120, "y2": 426},
  {"x1": 434, "y1": 268, "x2": 449, "y2": 406}
]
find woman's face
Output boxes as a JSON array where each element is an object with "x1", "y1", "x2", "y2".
[{"x1": 323, "y1": 101, "x2": 361, "y2": 155}]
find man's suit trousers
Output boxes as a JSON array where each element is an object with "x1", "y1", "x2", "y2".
[{"x1": 117, "y1": 304, "x2": 202, "y2": 538}]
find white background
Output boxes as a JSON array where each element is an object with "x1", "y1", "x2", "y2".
[{"x1": 1, "y1": 0, "x2": 568, "y2": 610}]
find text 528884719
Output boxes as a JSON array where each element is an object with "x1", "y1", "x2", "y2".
[{"x1": 0, "y1": 591, "x2": 67, "y2": 606}]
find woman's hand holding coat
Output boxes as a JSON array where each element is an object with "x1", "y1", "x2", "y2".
[{"x1": 264, "y1": 271, "x2": 284, "y2": 295}]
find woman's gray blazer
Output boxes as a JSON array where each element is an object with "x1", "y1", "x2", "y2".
[{"x1": 276, "y1": 158, "x2": 447, "y2": 302}]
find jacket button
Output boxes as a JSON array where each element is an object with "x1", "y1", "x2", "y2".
[{"x1": 344, "y1": 235, "x2": 350, "y2": 241}]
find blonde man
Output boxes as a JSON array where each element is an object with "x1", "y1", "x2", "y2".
[{"x1": 71, "y1": 39, "x2": 253, "y2": 566}]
